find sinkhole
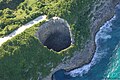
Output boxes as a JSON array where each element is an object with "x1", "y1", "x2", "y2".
[{"x1": 36, "y1": 17, "x2": 73, "y2": 52}]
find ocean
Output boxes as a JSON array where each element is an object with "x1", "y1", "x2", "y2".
[{"x1": 52, "y1": 5, "x2": 120, "y2": 80}]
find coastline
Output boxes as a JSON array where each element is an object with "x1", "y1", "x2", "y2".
[{"x1": 43, "y1": 0, "x2": 120, "y2": 80}]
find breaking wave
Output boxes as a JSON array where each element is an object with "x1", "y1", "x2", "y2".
[{"x1": 68, "y1": 15, "x2": 116, "y2": 77}]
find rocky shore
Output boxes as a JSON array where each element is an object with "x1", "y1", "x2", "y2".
[{"x1": 43, "y1": 0, "x2": 120, "y2": 80}]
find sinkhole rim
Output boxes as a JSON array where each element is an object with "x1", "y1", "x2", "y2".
[{"x1": 36, "y1": 17, "x2": 74, "y2": 52}]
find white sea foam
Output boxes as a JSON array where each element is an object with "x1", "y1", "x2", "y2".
[
  {"x1": 68, "y1": 15, "x2": 116, "y2": 77},
  {"x1": 106, "y1": 42, "x2": 120, "y2": 78},
  {"x1": 116, "y1": 4, "x2": 120, "y2": 9}
]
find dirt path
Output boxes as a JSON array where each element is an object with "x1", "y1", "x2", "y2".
[{"x1": 0, "y1": 15, "x2": 47, "y2": 46}]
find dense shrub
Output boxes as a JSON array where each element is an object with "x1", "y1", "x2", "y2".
[{"x1": 0, "y1": 0, "x2": 24, "y2": 10}]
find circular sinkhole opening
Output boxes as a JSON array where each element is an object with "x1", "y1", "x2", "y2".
[{"x1": 36, "y1": 17, "x2": 74, "y2": 52}]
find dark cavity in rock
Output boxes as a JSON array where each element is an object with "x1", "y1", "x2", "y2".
[{"x1": 36, "y1": 17, "x2": 73, "y2": 52}]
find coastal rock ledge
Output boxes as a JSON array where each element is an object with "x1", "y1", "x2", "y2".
[{"x1": 36, "y1": 17, "x2": 73, "y2": 52}]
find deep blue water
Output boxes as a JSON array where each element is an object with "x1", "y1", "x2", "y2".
[{"x1": 53, "y1": 5, "x2": 120, "y2": 80}]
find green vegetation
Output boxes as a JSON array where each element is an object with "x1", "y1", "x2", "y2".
[
  {"x1": 0, "y1": 0, "x2": 43, "y2": 37},
  {"x1": 0, "y1": 0, "x2": 96, "y2": 79},
  {"x1": 0, "y1": 21, "x2": 75, "y2": 79},
  {"x1": 0, "y1": 0, "x2": 93, "y2": 47}
]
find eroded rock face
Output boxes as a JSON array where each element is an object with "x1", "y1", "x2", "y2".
[{"x1": 36, "y1": 17, "x2": 73, "y2": 52}]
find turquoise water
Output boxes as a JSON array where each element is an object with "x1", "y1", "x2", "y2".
[{"x1": 53, "y1": 5, "x2": 120, "y2": 80}]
